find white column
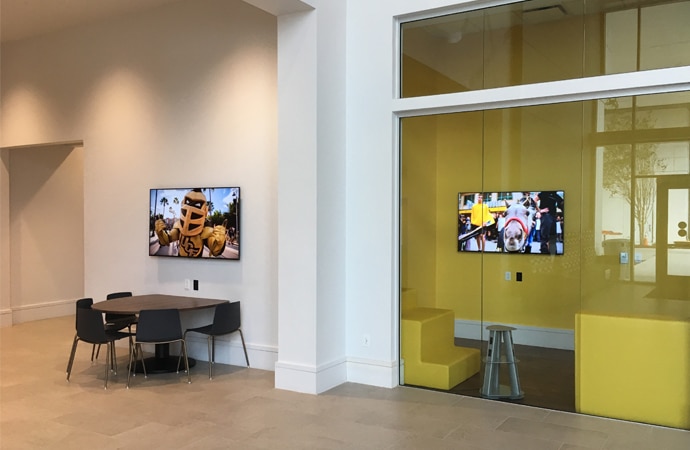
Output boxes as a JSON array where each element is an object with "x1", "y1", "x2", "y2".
[{"x1": 266, "y1": 0, "x2": 348, "y2": 394}]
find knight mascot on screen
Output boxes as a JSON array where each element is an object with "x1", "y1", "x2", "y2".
[{"x1": 154, "y1": 189, "x2": 226, "y2": 257}]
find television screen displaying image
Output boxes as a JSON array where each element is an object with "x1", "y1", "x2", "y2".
[
  {"x1": 458, "y1": 190, "x2": 564, "y2": 254},
  {"x1": 149, "y1": 187, "x2": 240, "y2": 260}
]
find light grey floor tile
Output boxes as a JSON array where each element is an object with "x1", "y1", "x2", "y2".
[
  {"x1": 497, "y1": 416, "x2": 608, "y2": 448},
  {"x1": 1, "y1": 316, "x2": 688, "y2": 450}
]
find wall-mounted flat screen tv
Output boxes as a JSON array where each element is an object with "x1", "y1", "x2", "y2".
[
  {"x1": 149, "y1": 187, "x2": 240, "y2": 260},
  {"x1": 458, "y1": 190, "x2": 564, "y2": 254}
]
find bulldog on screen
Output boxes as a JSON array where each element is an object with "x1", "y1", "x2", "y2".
[{"x1": 501, "y1": 203, "x2": 536, "y2": 253}]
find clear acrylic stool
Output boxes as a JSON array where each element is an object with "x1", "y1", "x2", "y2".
[{"x1": 480, "y1": 325, "x2": 524, "y2": 400}]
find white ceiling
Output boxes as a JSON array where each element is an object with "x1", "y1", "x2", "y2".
[{"x1": 0, "y1": 0, "x2": 184, "y2": 43}]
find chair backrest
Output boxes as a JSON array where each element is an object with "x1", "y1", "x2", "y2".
[
  {"x1": 76, "y1": 305, "x2": 108, "y2": 345},
  {"x1": 211, "y1": 301, "x2": 241, "y2": 335},
  {"x1": 105, "y1": 291, "x2": 133, "y2": 321},
  {"x1": 74, "y1": 298, "x2": 94, "y2": 329},
  {"x1": 76, "y1": 298, "x2": 94, "y2": 309},
  {"x1": 136, "y1": 309, "x2": 183, "y2": 343},
  {"x1": 106, "y1": 291, "x2": 132, "y2": 300}
]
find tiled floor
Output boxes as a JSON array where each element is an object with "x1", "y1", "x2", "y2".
[{"x1": 1, "y1": 316, "x2": 688, "y2": 449}]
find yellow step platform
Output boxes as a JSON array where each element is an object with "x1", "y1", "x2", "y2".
[{"x1": 402, "y1": 307, "x2": 480, "y2": 390}]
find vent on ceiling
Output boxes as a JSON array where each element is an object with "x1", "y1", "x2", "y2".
[{"x1": 523, "y1": 4, "x2": 567, "y2": 23}]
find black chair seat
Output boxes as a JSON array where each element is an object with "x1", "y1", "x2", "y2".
[
  {"x1": 105, "y1": 316, "x2": 137, "y2": 331},
  {"x1": 185, "y1": 324, "x2": 213, "y2": 335},
  {"x1": 104, "y1": 329, "x2": 134, "y2": 342},
  {"x1": 105, "y1": 291, "x2": 137, "y2": 331}
]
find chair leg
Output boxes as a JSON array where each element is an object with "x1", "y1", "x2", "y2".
[
  {"x1": 128, "y1": 332, "x2": 134, "y2": 358},
  {"x1": 94, "y1": 344, "x2": 101, "y2": 361},
  {"x1": 109, "y1": 340, "x2": 118, "y2": 375},
  {"x1": 66, "y1": 335, "x2": 79, "y2": 380},
  {"x1": 177, "y1": 332, "x2": 187, "y2": 373},
  {"x1": 207, "y1": 336, "x2": 213, "y2": 380},
  {"x1": 238, "y1": 329, "x2": 249, "y2": 367},
  {"x1": 126, "y1": 342, "x2": 133, "y2": 388},
  {"x1": 180, "y1": 340, "x2": 191, "y2": 384},
  {"x1": 127, "y1": 342, "x2": 140, "y2": 388},
  {"x1": 131, "y1": 344, "x2": 139, "y2": 376},
  {"x1": 104, "y1": 342, "x2": 110, "y2": 390},
  {"x1": 139, "y1": 344, "x2": 148, "y2": 378}
]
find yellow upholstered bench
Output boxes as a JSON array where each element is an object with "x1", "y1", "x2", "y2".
[
  {"x1": 575, "y1": 312, "x2": 690, "y2": 429},
  {"x1": 402, "y1": 307, "x2": 480, "y2": 390}
]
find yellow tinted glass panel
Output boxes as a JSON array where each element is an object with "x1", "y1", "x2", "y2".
[{"x1": 401, "y1": 0, "x2": 690, "y2": 98}]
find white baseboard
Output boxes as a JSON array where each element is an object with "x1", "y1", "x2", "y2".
[
  {"x1": 455, "y1": 319, "x2": 574, "y2": 351},
  {"x1": 8, "y1": 300, "x2": 74, "y2": 324},
  {"x1": 346, "y1": 357, "x2": 399, "y2": 388},
  {"x1": 0, "y1": 309, "x2": 12, "y2": 328},
  {"x1": 275, "y1": 357, "x2": 348, "y2": 394}
]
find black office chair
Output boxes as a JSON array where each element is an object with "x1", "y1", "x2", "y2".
[
  {"x1": 104, "y1": 291, "x2": 137, "y2": 332},
  {"x1": 127, "y1": 308, "x2": 191, "y2": 388},
  {"x1": 95, "y1": 291, "x2": 137, "y2": 360},
  {"x1": 67, "y1": 298, "x2": 99, "y2": 362},
  {"x1": 66, "y1": 298, "x2": 132, "y2": 389},
  {"x1": 184, "y1": 301, "x2": 249, "y2": 379}
]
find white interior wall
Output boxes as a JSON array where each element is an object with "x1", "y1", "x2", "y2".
[
  {"x1": 0, "y1": 150, "x2": 10, "y2": 327},
  {"x1": 0, "y1": 0, "x2": 279, "y2": 369},
  {"x1": 9, "y1": 144, "x2": 85, "y2": 323}
]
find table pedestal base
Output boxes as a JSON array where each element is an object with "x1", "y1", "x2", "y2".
[
  {"x1": 130, "y1": 356, "x2": 197, "y2": 374},
  {"x1": 130, "y1": 342, "x2": 197, "y2": 374}
]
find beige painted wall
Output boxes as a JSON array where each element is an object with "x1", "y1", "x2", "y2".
[
  {"x1": 0, "y1": 150, "x2": 9, "y2": 326},
  {"x1": 9, "y1": 144, "x2": 84, "y2": 323},
  {"x1": 0, "y1": 0, "x2": 279, "y2": 361}
]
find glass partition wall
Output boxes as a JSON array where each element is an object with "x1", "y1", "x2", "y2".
[{"x1": 399, "y1": 0, "x2": 690, "y2": 429}]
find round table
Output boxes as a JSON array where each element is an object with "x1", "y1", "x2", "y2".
[{"x1": 93, "y1": 294, "x2": 227, "y2": 373}]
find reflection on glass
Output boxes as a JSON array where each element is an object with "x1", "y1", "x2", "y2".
[
  {"x1": 600, "y1": 145, "x2": 632, "y2": 280},
  {"x1": 667, "y1": 188, "x2": 690, "y2": 276},
  {"x1": 637, "y1": 142, "x2": 690, "y2": 175},
  {"x1": 635, "y1": 92, "x2": 690, "y2": 130},
  {"x1": 598, "y1": 93, "x2": 690, "y2": 285},
  {"x1": 602, "y1": 98, "x2": 633, "y2": 131},
  {"x1": 640, "y1": 2, "x2": 690, "y2": 70},
  {"x1": 633, "y1": 176, "x2": 657, "y2": 248},
  {"x1": 401, "y1": 0, "x2": 690, "y2": 98},
  {"x1": 633, "y1": 178, "x2": 656, "y2": 282}
]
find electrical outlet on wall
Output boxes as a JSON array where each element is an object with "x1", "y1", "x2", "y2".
[
  {"x1": 504, "y1": 271, "x2": 511, "y2": 281},
  {"x1": 184, "y1": 279, "x2": 191, "y2": 290}
]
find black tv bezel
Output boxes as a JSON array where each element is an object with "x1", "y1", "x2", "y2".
[
  {"x1": 149, "y1": 186, "x2": 240, "y2": 260},
  {"x1": 457, "y1": 190, "x2": 564, "y2": 255}
]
